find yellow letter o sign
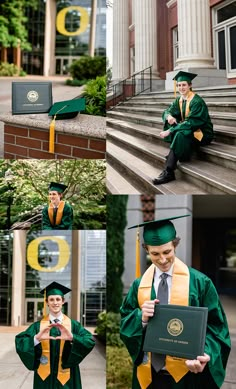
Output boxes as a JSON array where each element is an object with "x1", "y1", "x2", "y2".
[
  {"x1": 56, "y1": 6, "x2": 89, "y2": 36},
  {"x1": 27, "y1": 237, "x2": 70, "y2": 272}
]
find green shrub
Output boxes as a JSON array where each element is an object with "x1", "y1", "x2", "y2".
[
  {"x1": 65, "y1": 78, "x2": 87, "y2": 87},
  {"x1": 82, "y1": 75, "x2": 106, "y2": 116},
  {"x1": 69, "y1": 56, "x2": 106, "y2": 80},
  {"x1": 0, "y1": 62, "x2": 26, "y2": 77},
  {"x1": 95, "y1": 311, "x2": 124, "y2": 347},
  {"x1": 107, "y1": 346, "x2": 133, "y2": 389}
]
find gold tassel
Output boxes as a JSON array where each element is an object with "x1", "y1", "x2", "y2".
[
  {"x1": 43, "y1": 288, "x2": 47, "y2": 318},
  {"x1": 136, "y1": 227, "x2": 141, "y2": 278},
  {"x1": 174, "y1": 79, "x2": 177, "y2": 98},
  {"x1": 49, "y1": 116, "x2": 56, "y2": 153}
]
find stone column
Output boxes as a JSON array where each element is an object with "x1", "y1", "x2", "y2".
[
  {"x1": 112, "y1": 0, "x2": 129, "y2": 80},
  {"x1": 176, "y1": 0, "x2": 214, "y2": 69},
  {"x1": 11, "y1": 231, "x2": 27, "y2": 326},
  {"x1": 44, "y1": 0, "x2": 56, "y2": 76},
  {"x1": 134, "y1": 0, "x2": 159, "y2": 77}
]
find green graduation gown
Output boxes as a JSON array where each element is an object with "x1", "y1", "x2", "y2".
[
  {"x1": 120, "y1": 266, "x2": 231, "y2": 389},
  {"x1": 42, "y1": 203, "x2": 73, "y2": 230},
  {"x1": 162, "y1": 94, "x2": 214, "y2": 161},
  {"x1": 15, "y1": 319, "x2": 95, "y2": 389}
]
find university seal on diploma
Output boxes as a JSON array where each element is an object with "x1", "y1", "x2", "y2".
[{"x1": 12, "y1": 82, "x2": 52, "y2": 114}]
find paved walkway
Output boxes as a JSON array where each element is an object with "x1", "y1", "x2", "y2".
[
  {"x1": 0, "y1": 327, "x2": 105, "y2": 389},
  {"x1": 0, "y1": 75, "x2": 84, "y2": 158}
]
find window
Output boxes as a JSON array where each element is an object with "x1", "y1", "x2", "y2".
[
  {"x1": 213, "y1": 0, "x2": 236, "y2": 77},
  {"x1": 172, "y1": 27, "x2": 178, "y2": 69}
]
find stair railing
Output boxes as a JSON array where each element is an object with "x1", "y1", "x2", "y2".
[
  {"x1": 109, "y1": 66, "x2": 152, "y2": 109},
  {"x1": 9, "y1": 211, "x2": 43, "y2": 230}
]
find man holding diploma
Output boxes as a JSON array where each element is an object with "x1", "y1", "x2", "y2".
[{"x1": 120, "y1": 215, "x2": 231, "y2": 389}]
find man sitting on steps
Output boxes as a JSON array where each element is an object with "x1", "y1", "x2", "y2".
[{"x1": 153, "y1": 71, "x2": 214, "y2": 185}]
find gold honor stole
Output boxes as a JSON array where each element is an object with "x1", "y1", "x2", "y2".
[
  {"x1": 48, "y1": 201, "x2": 65, "y2": 227},
  {"x1": 179, "y1": 91, "x2": 203, "y2": 142},
  {"x1": 137, "y1": 258, "x2": 190, "y2": 389},
  {"x1": 37, "y1": 314, "x2": 71, "y2": 385}
]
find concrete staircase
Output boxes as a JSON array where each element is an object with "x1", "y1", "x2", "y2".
[{"x1": 106, "y1": 85, "x2": 236, "y2": 194}]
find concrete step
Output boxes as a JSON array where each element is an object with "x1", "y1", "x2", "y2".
[
  {"x1": 107, "y1": 141, "x2": 208, "y2": 194},
  {"x1": 106, "y1": 164, "x2": 141, "y2": 194},
  {"x1": 107, "y1": 121, "x2": 236, "y2": 170},
  {"x1": 215, "y1": 125, "x2": 236, "y2": 145},
  {"x1": 131, "y1": 92, "x2": 236, "y2": 103},
  {"x1": 123, "y1": 100, "x2": 236, "y2": 113},
  {"x1": 107, "y1": 109, "x2": 236, "y2": 130},
  {"x1": 107, "y1": 128, "x2": 236, "y2": 194},
  {"x1": 107, "y1": 117, "x2": 236, "y2": 170}
]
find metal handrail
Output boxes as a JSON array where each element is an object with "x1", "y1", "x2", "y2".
[
  {"x1": 109, "y1": 66, "x2": 152, "y2": 109},
  {"x1": 9, "y1": 211, "x2": 43, "y2": 230}
]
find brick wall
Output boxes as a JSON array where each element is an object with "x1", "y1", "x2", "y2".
[{"x1": 4, "y1": 124, "x2": 106, "y2": 159}]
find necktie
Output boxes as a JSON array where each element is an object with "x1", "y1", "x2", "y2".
[
  {"x1": 152, "y1": 273, "x2": 169, "y2": 372},
  {"x1": 54, "y1": 318, "x2": 60, "y2": 323}
]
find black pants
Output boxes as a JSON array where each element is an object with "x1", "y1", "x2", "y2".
[
  {"x1": 165, "y1": 149, "x2": 178, "y2": 171},
  {"x1": 151, "y1": 368, "x2": 174, "y2": 389}
]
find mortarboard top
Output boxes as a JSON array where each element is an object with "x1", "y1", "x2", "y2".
[
  {"x1": 48, "y1": 182, "x2": 67, "y2": 193},
  {"x1": 128, "y1": 215, "x2": 190, "y2": 246},
  {"x1": 173, "y1": 71, "x2": 197, "y2": 84},
  {"x1": 40, "y1": 282, "x2": 71, "y2": 298},
  {"x1": 48, "y1": 98, "x2": 86, "y2": 120}
]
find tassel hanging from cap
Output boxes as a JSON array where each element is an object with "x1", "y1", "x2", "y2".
[
  {"x1": 48, "y1": 105, "x2": 67, "y2": 153},
  {"x1": 43, "y1": 288, "x2": 47, "y2": 318},
  {"x1": 174, "y1": 79, "x2": 177, "y2": 98},
  {"x1": 136, "y1": 227, "x2": 141, "y2": 278},
  {"x1": 49, "y1": 116, "x2": 56, "y2": 153}
]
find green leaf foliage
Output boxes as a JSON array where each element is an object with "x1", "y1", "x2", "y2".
[
  {"x1": 69, "y1": 56, "x2": 106, "y2": 80},
  {"x1": 107, "y1": 346, "x2": 132, "y2": 389},
  {"x1": 107, "y1": 195, "x2": 128, "y2": 312},
  {"x1": 82, "y1": 76, "x2": 106, "y2": 116},
  {"x1": 95, "y1": 311, "x2": 124, "y2": 347},
  {"x1": 0, "y1": 159, "x2": 106, "y2": 230},
  {"x1": 0, "y1": 0, "x2": 37, "y2": 50}
]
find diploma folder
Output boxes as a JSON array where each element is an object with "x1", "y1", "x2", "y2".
[
  {"x1": 12, "y1": 82, "x2": 52, "y2": 114},
  {"x1": 143, "y1": 304, "x2": 208, "y2": 359}
]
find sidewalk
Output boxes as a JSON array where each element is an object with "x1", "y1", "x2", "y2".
[
  {"x1": 0, "y1": 75, "x2": 85, "y2": 158},
  {"x1": 0, "y1": 328, "x2": 105, "y2": 389}
]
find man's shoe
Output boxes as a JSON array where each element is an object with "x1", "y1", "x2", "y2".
[{"x1": 152, "y1": 170, "x2": 175, "y2": 185}]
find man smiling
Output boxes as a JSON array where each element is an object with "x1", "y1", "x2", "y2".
[
  {"x1": 42, "y1": 182, "x2": 73, "y2": 230},
  {"x1": 15, "y1": 282, "x2": 95, "y2": 389},
  {"x1": 120, "y1": 215, "x2": 231, "y2": 389},
  {"x1": 153, "y1": 71, "x2": 214, "y2": 185}
]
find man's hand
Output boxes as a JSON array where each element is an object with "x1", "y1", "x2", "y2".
[
  {"x1": 35, "y1": 325, "x2": 54, "y2": 341},
  {"x1": 51, "y1": 323, "x2": 73, "y2": 341},
  {"x1": 160, "y1": 130, "x2": 170, "y2": 139},
  {"x1": 167, "y1": 115, "x2": 177, "y2": 125},
  {"x1": 141, "y1": 299, "x2": 159, "y2": 323},
  {"x1": 185, "y1": 353, "x2": 210, "y2": 373}
]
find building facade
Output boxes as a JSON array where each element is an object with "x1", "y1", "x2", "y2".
[
  {"x1": 18, "y1": 0, "x2": 106, "y2": 76},
  {"x1": 0, "y1": 229, "x2": 106, "y2": 328},
  {"x1": 123, "y1": 195, "x2": 236, "y2": 297},
  {"x1": 112, "y1": 0, "x2": 236, "y2": 87}
]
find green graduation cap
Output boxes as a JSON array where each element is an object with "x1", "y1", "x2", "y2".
[
  {"x1": 40, "y1": 281, "x2": 71, "y2": 298},
  {"x1": 48, "y1": 98, "x2": 86, "y2": 120},
  {"x1": 48, "y1": 182, "x2": 67, "y2": 193},
  {"x1": 173, "y1": 71, "x2": 197, "y2": 83},
  {"x1": 128, "y1": 215, "x2": 190, "y2": 246}
]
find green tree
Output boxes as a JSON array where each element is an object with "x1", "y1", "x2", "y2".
[
  {"x1": 0, "y1": 160, "x2": 106, "y2": 230},
  {"x1": 0, "y1": 0, "x2": 37, "y2": 52},
  {"x1": 107, "y1": 195, "x2": 128, "y2": 312}
]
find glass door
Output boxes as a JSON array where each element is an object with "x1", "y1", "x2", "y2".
[{"x1": 25, "y1": 299, "x2": 44, "y2": 324}]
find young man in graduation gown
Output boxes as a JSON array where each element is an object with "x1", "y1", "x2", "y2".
[
  {"x1": 120, "y1": 216, "x2": 231, "y2": 389},
  {"x1": 42, "y1": 182, "x2": 73, "y2": 230},
  {"x1": 153, "y1": 71, "x2": 214, "y2": 185},
  {"x1": 15, "y1": 282, "x2": 95, "y2": 389}
]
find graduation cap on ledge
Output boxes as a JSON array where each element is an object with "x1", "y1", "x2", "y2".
[
  {"x1": 48, "y1": 98, "x2": 86, "y2": 153},
  {"x1": 48, "y1": 98, "x2": 86, "y2": 120}
]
